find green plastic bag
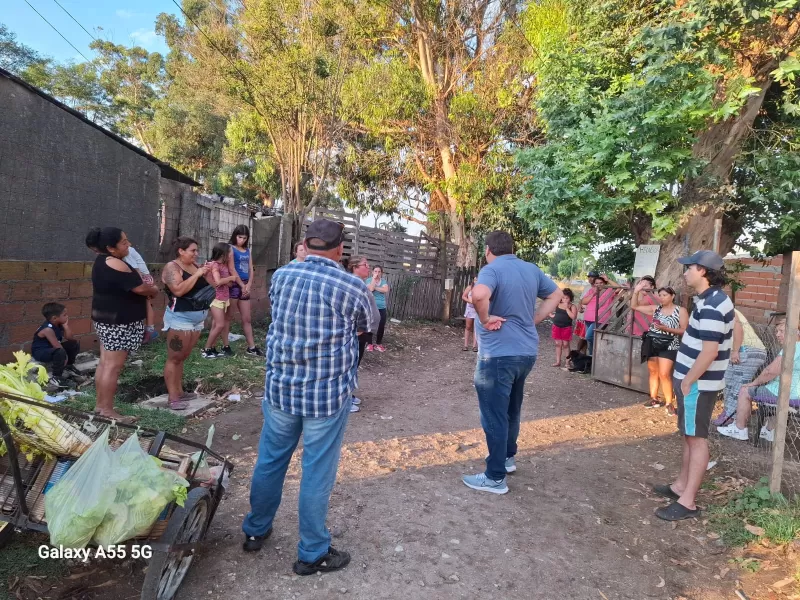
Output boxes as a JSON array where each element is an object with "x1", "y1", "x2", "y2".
[
  {"x1": 45, "y1": 429, "x2": 115, "y2": 549},
  {"x1": 92, "y1": 434, "x2": 189, "y2": 547}
]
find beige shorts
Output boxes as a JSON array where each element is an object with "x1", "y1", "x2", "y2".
[{"x1": 210, "y1": 299, "x2": 230, "y2": 311}]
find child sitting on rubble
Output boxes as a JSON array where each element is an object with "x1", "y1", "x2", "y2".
[{"x1": 31, "y1": 302, "x2": 81, "y2": 388}]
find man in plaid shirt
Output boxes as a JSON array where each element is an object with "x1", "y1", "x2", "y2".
[{"x1": 242, "y1": 219, "x2": 372, "y2": 575}]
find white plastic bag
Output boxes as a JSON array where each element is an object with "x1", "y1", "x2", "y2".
[
  {"x1": 92, "y1": 434, "x2": 189, "y2": 546},
  {"x1": 45, "y1": 428, "x2": 114, "y2": 549}
]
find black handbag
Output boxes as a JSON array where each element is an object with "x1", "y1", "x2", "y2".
[
  {"x1": 183, "y1": 284, "x2": 216, "y2": 311},
  {"x1": 644, "y1": 331, "x2": 674, "y2": 353}
]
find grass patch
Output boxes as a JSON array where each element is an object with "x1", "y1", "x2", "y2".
[
  {"x1": 63, "y1": 391, "x2": 186, "y2": 433},
  {"x1": 61, "y1": 323, "x2": 267, "y2": 433},
  {"x1": 0, "y1": 533, "x2": 67, "y2": 600},
  {"x1": 708, "y1": 477, "x2": 800, "y2": 547}
]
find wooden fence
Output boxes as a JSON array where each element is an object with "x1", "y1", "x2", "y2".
[{"x1": 303, "y1": 208, "x2": 459, "y2": 277}]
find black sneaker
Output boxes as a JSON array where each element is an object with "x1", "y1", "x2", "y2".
[
  {"x1": 242, "y1": 527, "x2": 272, "y2": 552},
  {"x1": 293, "y1": 546, "x2": 351, "y2": 576},
  {"x1": 201, "y1": 348, "x2": 218, "y2": 359},
  {"x1": 246, "y1": 346, "x2": 264, "y2": 357},
  {"x1": 643, "y1": 398, "x2": 665, "y2": 409},
  {"x1": 221, "y1": 345, "x2": 235, "y2": 357}
]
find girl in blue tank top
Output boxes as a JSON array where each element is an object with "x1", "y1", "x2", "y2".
[{"x1": 227, "y1": 225, "x2": 263, "y2": 356}]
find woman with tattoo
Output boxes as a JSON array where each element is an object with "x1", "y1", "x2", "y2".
[
  {"x1": 228, "y1": 225, "x2": 263, "y2": 356},
  {"x1": 87, "y1": 227, "x2": 159, "y2": 422},
  {"x1": 162, "y1": 237, "x2": 212, "y2": 410}
]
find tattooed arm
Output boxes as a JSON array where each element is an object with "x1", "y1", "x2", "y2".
[{"x1": 162, "y1": 262, "x2": 209, "y2": 297}]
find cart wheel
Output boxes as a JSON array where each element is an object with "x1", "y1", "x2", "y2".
[
  {"x1": 0, "y1": 522, "x2": 12, "y2": 549},
  {"x1": 141, "y1": 488, "x2": 211, "y2": 600}
]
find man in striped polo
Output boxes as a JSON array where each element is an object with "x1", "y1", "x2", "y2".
[{"x1": 653, "y1": 250, "x2": 734, "y2": 521}]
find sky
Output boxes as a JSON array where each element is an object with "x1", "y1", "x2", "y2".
[
  {"x1": 3, "y1": 1, "x2": 422, "y2": 233},
  {"x1": 4, "y1": 0, "x2": 172, "y2": 62}
]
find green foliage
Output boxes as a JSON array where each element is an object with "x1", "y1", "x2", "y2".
[
  {"x1": 708, "y1": 478, "x2": 800, "y2": 547},
  {"x1": 516, "y1": 0, "x2": 800, "y2": 257},
  {"x1": 0, "y1": 534, "x2": 67, "y2": 600},
  {"x1": 0, "y1": 23, "x2": 45, "y2": 73},
  {"x1": 596, "y1": 240, "x2": 636, "y2": 277}
]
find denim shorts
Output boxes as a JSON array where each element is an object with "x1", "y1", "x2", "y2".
[{"x1": 163, "y1": 309, "x2": 208, "y2": 332}]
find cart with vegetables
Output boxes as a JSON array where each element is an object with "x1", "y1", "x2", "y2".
[{"x1": 0, "y1": 354, "x2": 232, "y2": 600}]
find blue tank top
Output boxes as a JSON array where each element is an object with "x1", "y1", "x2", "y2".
[
  {"x1": 232, "y1": 246, "x2": 250, "y2": 281},
  {"x1": 32, "y1": 321, "x2": 63, "y2": 353}
]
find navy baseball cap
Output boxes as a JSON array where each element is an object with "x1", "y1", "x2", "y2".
[
  {"x1": 305, "y1": 219, "x2": 347, "y2": 250},
  {"x1": 677, "y1": 250, "x2": 724, "y2": 270}
]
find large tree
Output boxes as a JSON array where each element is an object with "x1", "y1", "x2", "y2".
[
  {"x1": 339, "y1": 0, "x2": 542, "y2": 266},
  {"x1": 517, "y1": 0, "x2": 800, "y2": 285}
]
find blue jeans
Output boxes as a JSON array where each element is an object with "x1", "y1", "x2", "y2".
[
  {"x1": 586, "y1": 323, "x2": 596, "y2": 356},
  {"x1": 474, "y1": 355, "x2": 537, "y2": 480},
  {"x1": 243, "y1": 398, "x2": 351, "y2": 563}
]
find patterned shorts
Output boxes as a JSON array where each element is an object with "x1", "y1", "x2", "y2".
[{"x1": 93, "y1": 320, "x2": 145, "y2": 353}]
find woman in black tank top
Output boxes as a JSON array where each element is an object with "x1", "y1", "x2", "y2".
[{"x1": 161, "y1": 237, "x2": 212, "y2": 410}]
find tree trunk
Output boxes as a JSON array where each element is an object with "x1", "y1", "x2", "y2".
[
  {"x1": 649, "y1": 77, "x2": 773, "y2": 289},
  {"x1": 651, "y1": 207, "x2": 738, "y2": 289}
]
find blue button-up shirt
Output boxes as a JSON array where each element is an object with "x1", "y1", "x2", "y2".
[{"x1": 265, "y1": 255, "x2": 373, "y2": 417}]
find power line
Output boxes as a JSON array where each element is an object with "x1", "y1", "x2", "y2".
[
  {"x1": 22, "y1": 0, "x2": 92, "y2": 62},
  {"x1": 51, "y1": 0, "x2": 97, "y2": 41}
]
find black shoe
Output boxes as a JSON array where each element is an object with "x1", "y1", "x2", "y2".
[
  {"x1": 201, "y1": 348, "x2": 218, "y2": 359},
  {"x1": 655, "y1": 501, "x2": 700, "y2": 521},
  {"x1": 221, "y1": 345, "x2": 235, "y2": 357},
  {"x1": 63, "y1": 364, "x2": 81, "y2": 376},
  {"x1": 652, "y1": 483, "x2": 681, "y2": 501},
  {"x1": 246, "y1": 346, "x2": 264, "y2": 357},
  {"x1": 242, "y1": 527, "x2": 272, "y2": 552},
  {"x1": 293, "y1": 546, "x2": 351, "y2": 576},
  {"x1": 666, "y1": 405, "x2": 678, "y2": 417},
  {"x1": 643, "y1": 398, "x2": 665, "y2": 409}
]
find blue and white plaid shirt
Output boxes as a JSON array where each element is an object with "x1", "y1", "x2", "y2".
[{"x1": 265, "y1": 255, "x2": 373, "y2": 417}]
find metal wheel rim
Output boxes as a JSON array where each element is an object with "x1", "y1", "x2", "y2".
[{"x1": 156, "y1": 499, "x2": 209, "y2": 600}]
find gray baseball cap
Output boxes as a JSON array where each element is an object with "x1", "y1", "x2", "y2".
[{"x1": 677, "y1": 250, "x2": 724, "y2": 270}]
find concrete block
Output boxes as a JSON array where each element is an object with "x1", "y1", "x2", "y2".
[{"x1": 139, "y1": 394, "x2": 215, "y2": 417}]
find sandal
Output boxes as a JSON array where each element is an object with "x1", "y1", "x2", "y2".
[
  {"x1": 93, "y1": 411, "x2": 139, "y2": 425},
  {"x1": 655, "y1": 501, "x2": 700, "y2": 522},
  {"x1": 168, "y1": 399, "x2": 189, "y2": 411},
  {"x1": 462, "y1": 347, "x2": 470, "y2": 352},
  {"x1": 473, "y1": 347, "x2": 478, "y2": 352},
  {"x1": 652, "y1": 483, "x2": 680, "y2": 501},
  {"x1": 180, "y1": 392, "x2": 199, "y2": 400}
]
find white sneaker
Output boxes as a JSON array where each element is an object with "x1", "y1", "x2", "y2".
[
  {"x1": 352, "y1": 397, "x2": 362, "y2": 406},
  {"x1": 759, "y1": 426, "x2": 775, "y2": 442},
  {"x1": 350, "y1": 403, "x2": 360, "y2": 413},
  {"x1": 717, "y1": 423, "x2": 748, "y2": 441}
]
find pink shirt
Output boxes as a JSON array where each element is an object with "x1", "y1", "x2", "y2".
[
  {"x1": 630, "y1": 293, "x2": 656, "y2": 335},
  {"x1": 212, "y1": 263, "x2": 232, "y2": 301},
  {"x1": 584, "y1": 287, "x2": 616, "y2": 324}
]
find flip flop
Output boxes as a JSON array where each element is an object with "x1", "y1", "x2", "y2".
[
  {"x1": 462, "y1": 347, "x2": 470, "y2": 351},
  {"x1": 473, "y1": 347, "x2": 478, "y2": 352},
  {"x1": 169, "y1": 400, "x2": 190, "y2": 411},
  {"x1": 652, "y1": 483, "x2": 681, "y2": 501},
  {"x1": 93, "y1": 411, "x2": 139, "y2": 425},
  {"x1": 655, "y1": 501, "x2": 700, "y2": 521},
  {"x1": 180, "y1": 392, "x2": 199, "y2": 400}
]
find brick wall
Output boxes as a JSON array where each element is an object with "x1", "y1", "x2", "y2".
[
  {"x1": 0, "y1": 260, "x2": 272, "y2": 363},
  {"x1": 725, "y1": 255, "x2": 783, "y2": 326}
]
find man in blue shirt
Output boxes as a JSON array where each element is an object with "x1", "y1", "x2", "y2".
[
  {"x1": 242, "y1": 219, "x2": 373, "y2": 574},
  {"x1": 463, "y1": 231, "x2": 563, "y2": 494}
]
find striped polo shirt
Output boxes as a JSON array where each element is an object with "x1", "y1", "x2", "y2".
[{"x1": 673, "y1": 286, "x2": 734, "y2": 391}]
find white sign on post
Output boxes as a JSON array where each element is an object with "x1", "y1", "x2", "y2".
[{"x1": 632, "y1": 245, "x2": 661, "y2": 278}]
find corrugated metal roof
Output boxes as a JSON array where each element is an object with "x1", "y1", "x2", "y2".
[{"x1": 0, "y1": 66, "x2": 201, "y2": 187}]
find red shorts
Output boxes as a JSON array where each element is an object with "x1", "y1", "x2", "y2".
[{"x1": 551, "y1": 325, "x2": 573, "y2": 341}]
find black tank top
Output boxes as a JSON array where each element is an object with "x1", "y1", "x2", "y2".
[
  {"x1": 168, "y1": 263, "x2": 210, "y2": 312},
  {"x1": 552, "y1": 306, "x2": 573, "y2": 328}
]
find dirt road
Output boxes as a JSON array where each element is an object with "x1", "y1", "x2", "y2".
[{"x1": 174, "y1": 323, "x2": 736, "y2": 600}]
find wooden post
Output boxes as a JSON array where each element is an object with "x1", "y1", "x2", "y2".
[
  {"x1": 770, "y1": 251, "x2": 800, "y2": 493},
  {"x1": 712, "y1": 218, "x2": 722, "y2": 253},
  {"x1": 439, "y1": 211, "x2": 450, "y2": 322}
]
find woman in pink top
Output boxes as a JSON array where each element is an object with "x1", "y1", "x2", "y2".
[
  {"x1": 630, "y1": 276, "x2": 656, "y2": 335},
  {"x1": 581, "y1": 272, "x2": 621, "y2": 355}
]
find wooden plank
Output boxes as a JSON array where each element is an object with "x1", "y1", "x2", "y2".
[{"x1": 770, "y1": 251, "x2": 800, "y2": 493}]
